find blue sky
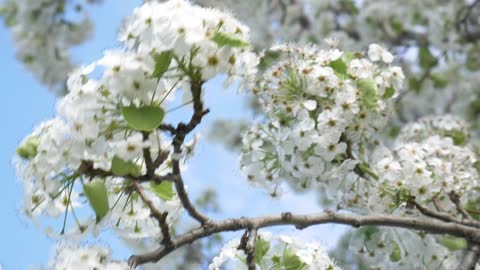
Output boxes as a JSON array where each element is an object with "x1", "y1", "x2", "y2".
[{"x1": 0, "y1": 2, "x2": 344, "y2": 269}]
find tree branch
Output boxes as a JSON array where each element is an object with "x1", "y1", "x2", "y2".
[
  {"x1": 128, "y1": 210, "x2": 480, "y2": 267},
  {"x1": 168, "y1": 78, "x2": 211, "y2": 225},
  {"x1": 457, "y1": 243, "x2": 480, "y2": 270},
  {"x1": 132, "y1": 182, "x2": 173, "y2": 249}
]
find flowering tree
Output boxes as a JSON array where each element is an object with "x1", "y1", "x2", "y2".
[{"x1": 3, "y1": 0, "x2": 480, "y2": 269}]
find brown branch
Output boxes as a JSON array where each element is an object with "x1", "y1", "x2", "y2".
[
  {"x1": 132, "y1": 182, "x2": 173, "y2": 249},
  {"x1": 413, "y1": 201, "x2": 480, "y2": 229},
  {"x1": 128, "y1": 210, "x2": 480, "y2": 267},
  {"x1": 238, "y1": 228, "x2": 258, "y2": 270},
  {"x1": 169, "y1": 78, "x2": 211, "y2": 225},
  {"x1": 245, "y1": 228, "x2": 258, "y2": 270},
  {"x1": 449, "y1": 191, "x2": 473, "y2": 219},
  {"x1": 457, "y1": 243, "x2": 480, "y2": 270}
]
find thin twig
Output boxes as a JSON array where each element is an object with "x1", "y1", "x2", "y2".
[
  {"x1": 449, "y1": 191, "x2": 474, "y2": 219},
  {"x1": 132, "y1": 182, "x2": 173, "y2": 249}
]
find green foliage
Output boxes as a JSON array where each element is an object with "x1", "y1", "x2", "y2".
[
  {"x1": 255, "y1": 236, "x2": 271, "y2": 265},
  {"x1": 329, "y1": 58, "x2": 348, "y2": 78},
  {"x1": 211, "y1": 32, "x2": 248, "y2": 48},
  {"x1": 121, "y1": 105, "x2": 165, "y2": 131},
  {"x1": 83, "y1": 178, "x2": 110, "y2": 222},
  {"x1": 389, "y1": 17, "x2": 404, "y2": 34},
  {"x1": 439, "y1": 236, "x2": 467, "y2": 251},
  {"x1": 430, "y1": 73, "x2": 448, "y2": 89},
  {"x1": 340, "y1": 0, "x2": 359, "y2": 14},
  {"x1": 389, "y1": 241, "x2": 402, "y2": 262},
  {"x1": 357, "y1": 78, "x2": 379, "y2": 109},
  {"x1": 443, "y1": 129, "x2": 467, "y2": 146},
  {"x1": 111, "y1": 156, "x2": 141, "y2": 177},
  {"x1": 259, "y1": 50, "x2": 282, "y2": 71},
  {"x1": 16, "y1": 136, "x2": 40, "y2": 160},
  {"x1": 151, "y1": 50, "x2": 173, "y2": 79},
  {"x1": 418, "y1": 46, "x2": 438, "y2": 69},
  {"x1": 408, "y1": 77, "x2": 423, "y2": 93},
  {"x1": 466, "y1": 44, "x2": 480, "y2": 71},
  {"x1": 147, "y1": 181, "x2": 175, "y2": 201},
  {"x1": 271, "y1": 248, "x2": 307, "y2": 270},
  {"x1": 382, "y1": 87, "x2": 395, "y2": 99}
]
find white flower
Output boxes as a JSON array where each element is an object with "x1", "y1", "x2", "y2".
[{"x1": 368, "y1": 44, "x2": 394, "y2": 63}]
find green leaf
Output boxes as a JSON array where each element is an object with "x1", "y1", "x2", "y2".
[
  {"x1": 357, "y1": 78, "x2": 379, "y2": 109},
  {"x1": 389, "y1": 241, "x2": 402, "y2": 262},
  {"x1": 282, "y1": 249, "x2": 307, "y2": 270},
  {"x1": 443, "y1": 129, "x2": 467, "y2": 146},
  {"x1": 83, "y1": 178, "x2": 110, "y2": 223},
  {"x1": 418, "y1": 46, "x2": 438, "y2": 69},
  {"x1": 121, "y1": 105, "x2": 165, "y2": 131},
  {"x1": 329, "y1": 58, "x2": 348, "y2": 78},
  {"x1": 147, "y1": 181, "x2": 175, "y2": 201},
  {"x1": 466, "y1": 44, "x2": 480, "y2": 71},
  {"x1": 340, "y1": 0, "x2": 359, "y2": 14},
  {"x1": 16, "y1": 136, "x2": 40, "y2": 160},
  {"x1": 382, "y1": 87, "x2": 395, "y2": 99},
  {"x1": 388, "y1": 126, "x2": 401, "y2": 138},
  {"x1": 254, "y1": 236, "x2": 270, "y2": 264},
  {"x1": 439, "y1": 236, "x2": 467, "y2": 251},
  {"x1": 211, "y1": 32, "x2": 248, "y2": 48},
  {"x1": 259, "y1": 50, "x2": 281, "y2": 71},
  {"x1": 151, "y1": 51, "x2": 173, "y2": 79},
  {"x1": 111, "y1": 156, "x2": 141, "y2": 177},
  {"x1": 408, "y1": 77, "x2": 423, "y2": 93},
  {"x1": 431, "y1": 73, "x2": 448, "y2": 89},
  {"x1": 389, "y1": 17, "x2": 404, "y2": 33}
]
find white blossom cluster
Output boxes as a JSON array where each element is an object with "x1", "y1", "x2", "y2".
[
  {"x1": 0, "y1": 0, "x2": 98, "y2": 93},
  {"x1": 120, "y1": 0, "x2": 258, "y2": 82},
  {"x1": 346, "y1": 227, "x2": 461, "y2": 270},
  {"x1": 15, "y1": 0, "x2": 256, "y2": 241},
  {"x1": 173, "y1": 0, "x2": 359, "y2": 49},
  {"x1": 240, "y1": 43, "x2": 404, "y2": 195},
  {"x1": 369, "y1": 115, "x2": 480, "y2": 212},
  {"x1": 44, "y1": 244, "x2": 131, "y2": 270},
  {"x1": 358, "y1": 0, "x2": 472, "y2": 50},
  {"x1": 209, "y1": 232, "x2": 340, "y2": 270}
]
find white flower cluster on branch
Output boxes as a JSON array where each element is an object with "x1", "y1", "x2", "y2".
[
  {"x1": 240, "y1": 43, "x2": 404, "y2": 196},
  {"x1": 9, "y1": 0, "x2": 480, "y2": 269}
]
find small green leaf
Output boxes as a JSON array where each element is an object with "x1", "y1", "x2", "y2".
[
  {"x1": 211, "y1": 32, "x2": 248, "y2": 48},
  {"x1": 83, "y1": 178, "x2": 109, "y2": 222},
  {"x1": 466, "y1": 44, "x2": 480, "y2": 71},
  {"x1": 431, "y1": 73, "x2": 448, "y2": 89},
  {"x1": 340, "y1": 0, "x2": 359, "y2": 14},
  {"x1": 329, "y1": 58, "x2": 348, "y2": 78},
  {"x1": 443, "y1": 129, "x2": 467, "y2": 146},
  {"x1": 121, "y1": 105, "x2": 165, "y2": 131},
  {"x1": 382, "y1": 87, "x2": 395, "y2": 99},
  {"x1": 389, "y1": 17, "x2": 404, "y2": 33},
  {"x1": 408, "y1": 77, "x2": 423, "y2": 93},
  {"x1": 389, "y1": 241, "x2": 402, "y2": 262},
  {"x1": 282, "y1": 249, "x2": 307, "y2": 270},
  {"x1": 259, "y1": 50, "x2": 281, "y2": 71},
  {"x1": 254, "y1": 236, "x2": 270, "y2": 264},
  {"x1": 357, "y1": 78, "x2": 379, "y2": 109},
  {"x1": 388, "y1": 126, "x2": 401, "y2": 138},
  {"x1": 439, "y1": 236, "x2": 467, "y2": 251},
  {"x1": 17, "y1": 136, "x2": 40, "y2": 160},
  {"x1": 151, "y1": 51, "x2": 173, "y2": 79},
  {"x1": 418, "y1": 46, "x2": 438, "y2": 69},
  {"x1": 147, "y1": 181, "x2": 175, "y2": 201},
  {"x1": 111, "y1": 156, "x2": 141, "y2": 177}
]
